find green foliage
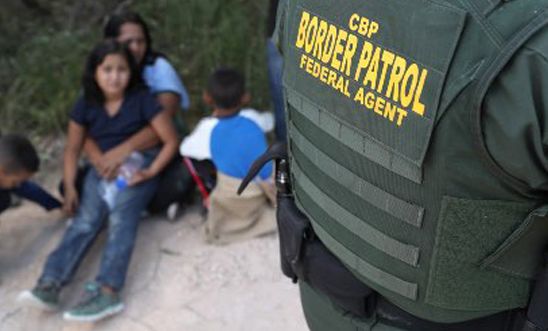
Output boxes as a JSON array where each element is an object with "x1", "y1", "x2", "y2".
[
  {"x1": 135, "y1": 0, "x2": 270, "y2": 122},
  {"x1": 0, "y1": 0, "x2": 270, "y2": 134},
  {"x1": 2, "y1": 31, "x2": 93, "y2": 133}
]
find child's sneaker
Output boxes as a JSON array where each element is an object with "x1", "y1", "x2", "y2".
[
  {"x1": 63, "y1": 282, "x2": 124, "y2": 322},
  {"x1": 17, "y1": 283, "x2": 60, "y2": 311}
]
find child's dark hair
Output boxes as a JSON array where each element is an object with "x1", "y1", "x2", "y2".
[
  {"x1": 207, "y1": 68, "x2": 246, "y2": 109},
  {"x1": 82, "y1": 39, "x2": 143, "y2": 106},
  {"x1": 0, "y1": 134, "x2": 39, "y2": 174},
  {"x1": 103, "y1": 11, "x2": 161, "y2": 65}
]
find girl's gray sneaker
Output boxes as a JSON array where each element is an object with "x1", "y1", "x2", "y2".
[
  {"x1": 63, "y1": 282, "x2": 124, "y2": 322},
  {"x1": 17, "y1": 283, "x2": 60, "y2": 312}
]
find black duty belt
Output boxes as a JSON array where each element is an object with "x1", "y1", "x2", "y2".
[{"x1": 375, "y1": 295, "x2": 524, "y2": 331}]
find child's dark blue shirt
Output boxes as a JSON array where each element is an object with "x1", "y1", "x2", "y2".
[
  {"x1": 0, "y1": 181, "x2": 62, "y2": 214},
  {"x1": 70, "y1": 88, "x2": 162, "y2": 152}
]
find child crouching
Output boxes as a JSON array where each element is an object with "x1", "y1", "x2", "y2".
[
  {"x1": 180, "y1": 68, "x2": 276, "y2": 245},
  {"x1": 0, "y1": 134, "x2": 61, "y2": 215}
]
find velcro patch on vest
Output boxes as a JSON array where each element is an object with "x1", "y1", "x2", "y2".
[
  {"x1": 284, "y1": 0, "x2": 466, "y2": 182},
  {"x1": 426, "y1": 196, "x2": 534, "y2": 311}
]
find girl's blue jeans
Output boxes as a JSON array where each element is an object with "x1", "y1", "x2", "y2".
[{"x1": 38, "y1": 157, "x2": 158, "y2": 292}]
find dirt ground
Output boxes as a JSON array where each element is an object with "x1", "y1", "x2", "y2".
[{"x1": 0, "y1": 196, "x2": 308, "y2": 331}]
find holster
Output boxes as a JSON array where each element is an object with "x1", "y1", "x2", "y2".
[
  {"x1": 278, "y1": 192, "x2": 376, "y2": 317},
  {"x1": 276, "y1": 192, "x2": 311, "y2": 281}
]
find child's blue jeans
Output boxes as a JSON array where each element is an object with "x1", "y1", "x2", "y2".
[{"x1": 38, "y1": 156, "x2": 158, "y2": 292}]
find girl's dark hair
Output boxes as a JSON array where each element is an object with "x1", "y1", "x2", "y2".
[
  {"x1": 82, "y1": 39, "x2": 143, "y2": 105},
  {"x1": 103, "y1": 11, "x2": 162, "y2": 66}
]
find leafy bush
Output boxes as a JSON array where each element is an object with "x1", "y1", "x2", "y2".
[{"x1": 0, "y1": 0, "x2": 270, "y2": 134}]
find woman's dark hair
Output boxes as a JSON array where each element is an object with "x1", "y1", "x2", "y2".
[
  {"x1": 103, "y1": 11, "x2": 161, "y2": 66},
  {"x1": 82, "y1": 39, "x2": 143, "y2": 105}
]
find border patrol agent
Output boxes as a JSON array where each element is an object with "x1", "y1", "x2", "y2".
[{"x1": 241, "y1": 0, "x2": 548, "y2": 330}]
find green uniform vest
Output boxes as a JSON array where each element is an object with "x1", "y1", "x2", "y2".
[{"x1": 280, "y1": 0, "x2": 548, "y2": 323}]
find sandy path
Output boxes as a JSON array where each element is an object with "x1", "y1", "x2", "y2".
[{"x1": 0, "y1": 201, "x2": 308, "y2": 331}]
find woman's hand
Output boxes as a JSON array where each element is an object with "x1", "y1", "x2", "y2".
[
  {"x1": 97, "y1": 146, "x2": 131, "y2": 180},
  {"x1": 129, "y1": 168, "x2": 157, "y2": 186},
  {"x1": 63, "y1": 186, "x2": 79, "y2": 216}
]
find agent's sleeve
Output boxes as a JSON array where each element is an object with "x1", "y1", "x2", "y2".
[
  {"x1": 482, "y1": 28, "x2": 548, "y2": 192},
  {"x1": 13, "y1": 181, "x2": 62, "y2": 211}
]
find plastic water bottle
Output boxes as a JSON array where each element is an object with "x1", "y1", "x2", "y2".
[
  {"x1": 116, "y1": 152, "x2": 145, "y2": 188},
  {"x1": 99, "y1": 152, "x2": 145, "y2": 209}
]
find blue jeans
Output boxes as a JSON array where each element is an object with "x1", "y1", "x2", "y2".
[
  {"x1": 38, "y1": 160, "x2": 158, "y2": 292},
  {"x1": 266, "y1": 38, "x2": 286, "y2": 142}
]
